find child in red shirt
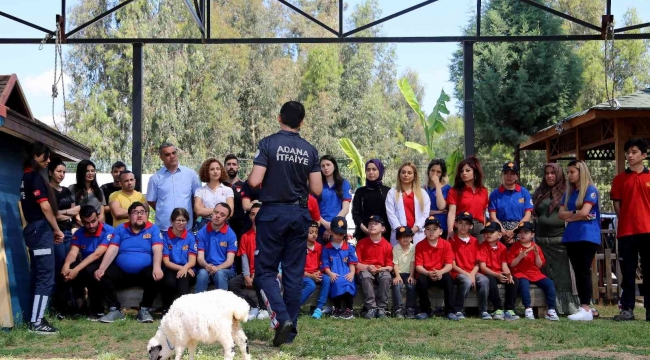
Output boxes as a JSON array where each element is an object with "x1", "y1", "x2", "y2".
[
  {"x1": 449, "y1": 211, "x2": 489, "y2": 320},
  {"x1": 356, "y1": 215, "x2": 394, "y2": 319},
  {"x1": 414, "y1": 217, "x2": 458, "y2": 321},
  {"x1": 301, "y1": 222, "x2": 330, "y2": 319},
  {"x1": 508, "y1": 221, "x2": 559, "y2": 321},
  {"x1": 477, "y1": 221, "x2": 519, "y2": 321},
  {"x1": 227, "y1": 203, "x2": 268, "y2": 320}
]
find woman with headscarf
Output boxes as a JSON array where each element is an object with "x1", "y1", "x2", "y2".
[
  {"x1": 532, "y1": 163, "x2": 580, "y2": 316},
  {"x1": 351, "y1": 159, "x2": 391, "y2": 241}
]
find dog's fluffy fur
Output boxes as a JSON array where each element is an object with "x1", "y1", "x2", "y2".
[{"x1": 147, "y1": 289, "x2": 251, "y2": 360}]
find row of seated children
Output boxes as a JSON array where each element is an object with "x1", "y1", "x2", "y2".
[{"x1": 300, "y1": 212, "x2": 560, "y2": 321}]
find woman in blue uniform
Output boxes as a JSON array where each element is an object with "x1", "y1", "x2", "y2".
[
  {"x1": 488, "y1": 161, "x2": 533, "y2": 245},
  {"x1": 161, "y1": 208, "x2": 197, "y2": 312},
  {"x1": 20, "y1": 141, "x2": 65, "y2": 334},
  {"x1": 318, "y1": 155, "x2": 352, "y2": 244},
  {"x1": 424, "y1": 159, "x2": 451, "y2": 239},
  {"x1": 558, "y1": 160, "x2": 601, "y2": 322}
]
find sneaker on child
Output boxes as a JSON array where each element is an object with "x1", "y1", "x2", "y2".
[
  {"x1": 455, "y1": 312, "x2": 466, "y2": 320},
  {"x1": 545, "y1": 309, "x2": 559, "y2": 321},
  {"x1": 28, "y1": 318, "x2": 58, "y2": 335},
  {"x1": 492, "y1": 310, "x2": 505, "y2": 320},
  {"x1": 568, "y1": 307, "x2": 593, "y2": 321},
  {"x1": 341, "y1": 308, "x2": 354, "y2": 320},
  {"x1": 248, "y1": 307, "x2": 260, "y2": 321},
  {"x1": 394, "y1": 308, "x2": 405, "y2": 319},
  {"x1": 447, "y1": 312, "x2": 459, "y2": 321},
  {"x1": 364, "y1": 308, "x2": 378, "y2": 319},
  {"x1": 480, "y1": 312, "x2": 492, "y2": 320},
  {"x1": 613, "y1": 310, "x2": 635, "y2": 322},
  {"x1": 405, "y1": 308, "x2": 416, "y2": 319},
  {"x1": 99, "y1": 307, "x2": 125, "y2": 323},
  {"x1": 257, "y1": 310, "x2": 270, "y2": 320},
  {"x1": 524, "y1": 308, "x2": 535, "y2": 320},
  {"x1": 504, "y1": 310, "x2": 520, "y2": 320},
  {"x1": 136, "y1": 307, "x2": 154, "y2": 323},
  {"x1": 312, "y1": 308, "x2": 323, "y2": 320},
  {"x1": 376, "y1": 308, "x2": 388, "y2": 319}
]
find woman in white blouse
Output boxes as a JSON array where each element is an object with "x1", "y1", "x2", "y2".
[
  {"x1": 194, "y1": 158, "x2": 235, "y2": 228},
  {"x1": 386, "y1": 162, "x2": 431, "y2": 245}
]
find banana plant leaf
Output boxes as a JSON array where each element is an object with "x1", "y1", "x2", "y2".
[
  {"x1": 338, "y1": 137, "x2": 365, "y2": 185},
  {"x1": 405, "y1": 141, "x2": 435, "y2": 159}
]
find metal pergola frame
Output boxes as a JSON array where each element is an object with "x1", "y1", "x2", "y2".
[{"x1": 2, "y1": 0, "x2": 650, "y2": 191}]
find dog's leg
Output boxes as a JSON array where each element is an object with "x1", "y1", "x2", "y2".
[
  {"x1": 174, "y1": 345, "x2": 184, "y2": 360},
  {"x1": 222, "y1": 332, "x2": 236, "y2": 360},
  {"x1": 187, "y1": 341, "x2": 197, "y2": 360},
  {"x1": 233, "y1": 323, "x2": 251, "y2": 360}
]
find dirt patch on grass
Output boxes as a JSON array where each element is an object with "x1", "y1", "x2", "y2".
[
  {"x1": 466, "y1": 328, "x2": 533, "y2": 349},
  {"x1": 518, "y1": 348, "x2": 649, "y2": 359}
]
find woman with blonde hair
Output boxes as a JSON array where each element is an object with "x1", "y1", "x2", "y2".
[
  {"x1": 558, "y1": 160, "x2": 601, "y2": 321},
  {"x1": 385, "y1": 162, "x2": 431, "y2": 245}
]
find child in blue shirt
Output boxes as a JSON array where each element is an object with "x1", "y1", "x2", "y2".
[
  {"x1": 322, "y1": 216, "x2": 357, "y2": 319},
  {"x1": 161, "y1": 208, "x2": 197, "y2": 311}
]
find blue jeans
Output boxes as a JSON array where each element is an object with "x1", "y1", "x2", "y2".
[
  {"x1": 391, "y1": 273, "x2": 416, "y2": 310},
  {"x1": 52, "y1": 230, "x2": 73, "y2": 310},
  {"x1": 300, "y1": 274, "x2": 331, "y2": 308},
  {"x1": 518, "y1": 277, "x2": 556, "y2": 310},
  {"x1": 195, "y1": 268, "x2": 236, "y2": 292}
]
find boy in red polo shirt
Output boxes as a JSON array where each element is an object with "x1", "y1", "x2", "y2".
[
  {"x1": 477, "y1": 221, "x2": 519, "y2": 321},
  {"x1": 414, "y1": 218, "x2": 458, "y2": 321},
  {"x1": 301, "y1": 222, "x2": 330, "y2": 320},
  {"x1": 356, "y1": 215, "x2": 394, "y2": 319},
  {"x1": 227, "y1": 203, "x2": 269, "y2": 321},
  {"x1": 508, "y1": 222, "x2": 559, "y2": 321},
  {"x1": 611, "y1": 138, "x2": 650, "y2": 322},
  {"x1": 449, "y1": 212, "x2": 489, "y2": 320}
]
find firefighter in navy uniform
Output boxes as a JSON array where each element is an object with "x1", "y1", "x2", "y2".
[
  {"x1": 20, "y1": 141, "x2": 65, "y2": 334},
  {"x1": 248, "y1": 101, "x2": 323, "y2": 347}
]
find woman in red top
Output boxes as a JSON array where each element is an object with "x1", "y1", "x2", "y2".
[{"x1": 446, "y1": 157, "x2": 489, "y2": 242}]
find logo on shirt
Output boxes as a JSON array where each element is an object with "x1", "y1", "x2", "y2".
[
  {"x1": 182, "y1": 245, "x2": 189, "y2": 250},
  {"x1": 106, "y1": 234, "x2": 113, "y2": 241},
  {"x1": 276, "y1": 146, "x2": 309, "y2": 165},
  {"x1": 194, "y1": 243, "x2": 198, "y2": 251},
  {"x1": 590, "y1": 192, "x2": 596, "y2": 199},
  {"x1": 220, "y1": 241, "x2": 227, "y2": 247},
  {"x1": 168, "y1": 245, "x2": 173, "y2": 250},
  {"x1": 343, "y1": 257, "x2": 349, "y2": 263},
  {"x1": 143, "y1": 234, "x2": 152, "y2": 239},
  {"x1": 33, "y1": 190, "x2": 41, "y2": 197},
  {"x1": 518, "y1": 198, "x2": 524, "y2": 203},
  {"x1": 159, "y1": 232, "x2": 163, "y2": 239},
  {"x1": 254, "y1": 149, "x2": 260, "y2": 158}
]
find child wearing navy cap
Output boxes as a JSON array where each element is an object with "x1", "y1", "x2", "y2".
[
  {"x1": 392, "y1": 225, "x2": 417, "y2": 319},
  {"x1": 322, "y1": 216, "x2": 358, "y2": 319},
  {"x1": 477, "y1": 221, "x2": 519, "y2": 320},
  {"x1": 508, "y1": 221, "x2": 559, "y2": 321},
  {"x1": 356, "y1": 215, "x2": 394, "y2": 319}
]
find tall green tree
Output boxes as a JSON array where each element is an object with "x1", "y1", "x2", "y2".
[{"x1": 449, "y1": 0, "x2": 583, "y2": 157}]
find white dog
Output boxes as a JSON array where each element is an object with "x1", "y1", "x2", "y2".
[{"x1": 147, "y1": 289, "x2": 251, "y2": 360}]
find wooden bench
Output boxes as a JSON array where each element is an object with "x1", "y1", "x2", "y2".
[{"x1": 116, "y1": 284, "x2": 548, "y2": 318}]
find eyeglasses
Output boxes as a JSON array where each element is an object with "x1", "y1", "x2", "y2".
[
  {"x1": 174, "y1": 219, "x2": 188, "y2": 223},
  {"x1": 131, "y1": 210, "x2": 147, "y2": 216}
]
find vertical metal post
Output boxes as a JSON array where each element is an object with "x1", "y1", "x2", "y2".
[
  {"x1": 200, "y1": 0, "x2": 205, "y2": 41},
  {"x1": 206, "y1": 0, "x2": 210, "y2": 38},
  {"x1": 606, "y1": 0, "x2": 611, "y2": 16},
  {"x1": 476, "y1": 0, "x2": 481, "y2": 37},
  {"x1": 339, "y1": 0, "x2": 343, "y2": 36},
  {"x1": 132, "y1": 43, "x2": 143, "y2": 192},
  {"x1": 61, "y1": 0, "x2": 66, "y2": 36},
  {"x1": 463, "y1": 41, "x2": 475, "y2": 157}
]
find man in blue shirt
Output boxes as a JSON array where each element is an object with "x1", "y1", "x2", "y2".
[
  {"x1": 488, "y1": 162, "x2": 533, "y2": 245},
  {"x1": 146, "y1": 142, "x2": 201, "y2": 230},
  {"x1": 93, "y1": 202, "x2": 163, "y2": 323},
  {"x1": 195, "y1": 202, "x2": 238, "y2": 292},
  {"x1": 61, "y1": 205, "x2": 114, "y2": 318},
  {"x1": 248, "y1": 101, "x2": 323, "y2": 346}
]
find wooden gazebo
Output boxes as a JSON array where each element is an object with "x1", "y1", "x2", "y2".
[{"x1": 520, "y1": 88, "x2": 650, "y2": 174}]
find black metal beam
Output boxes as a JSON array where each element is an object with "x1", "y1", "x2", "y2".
[
  {"x1": 193, "y1": 0, "x2": 202, "y2": 20},
  {"x1": 343, "y1": 0, "x2": 439, "y2": 37},
  {"x1": 181, "y1": 0, "x2": 204, "y2": 34},
  {"x1": 61, "y1": 0, "x2": 66, "y2": 35},
  {"x1": 339, "y1": 0, "x2": 343, "y2": 36},
  {"x1": 463, "y1": 41, "x2": 475, "y2": 157},
  {"x1": 132, "y1": 43, "x2": 143, "y2": 192},
  {"x1": 277, "y1": 0, "x2": 338, "y2": 37},
  {"x1": 518, "y1": 0, "x2": 601, "y2": 32},
  {"x1": 615, "y1": 22, "x2": 650, "y2": 33},
  {"x1": 206, "y1": 0, "x2": 211, "y2": 39},
  {"x1": 4, "y1": 33, "x2": 650, "y2": 44},
  {"x1": 65, "y1": 0, "x2": 136, "y2": 38},
  {"x1": 0, "y1": 11, "x2": 54, "y2": 35},
  {"x1": 607, "y1": 0, "x2": 612, "y2": 16},
  {"x1": 476, "y1": 0, "x2": 481, "y2": 37}
]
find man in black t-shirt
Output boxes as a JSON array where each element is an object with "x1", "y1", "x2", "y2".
[
  {"x1": 224, "y1": 154, "x2": 260, "y2": 239},
  {"x1": 100, "y1": 161, "x2": 126, "y2": 227}
]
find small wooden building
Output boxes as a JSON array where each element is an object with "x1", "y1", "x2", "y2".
[
  {"x1": 520, "y1": 88, "x2": 650, "y2": 173},
  {"x1": 0, "y1": 74, "x2": 91, "y2": 328}
]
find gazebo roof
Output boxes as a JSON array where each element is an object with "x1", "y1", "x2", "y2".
[{"x1": 520, "y1": 88, "x2": 650, "y2": 152}]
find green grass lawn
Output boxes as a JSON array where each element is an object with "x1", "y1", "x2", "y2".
[{"x1": 1, "y1": 305, "x2": 648, "y2": 360}]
